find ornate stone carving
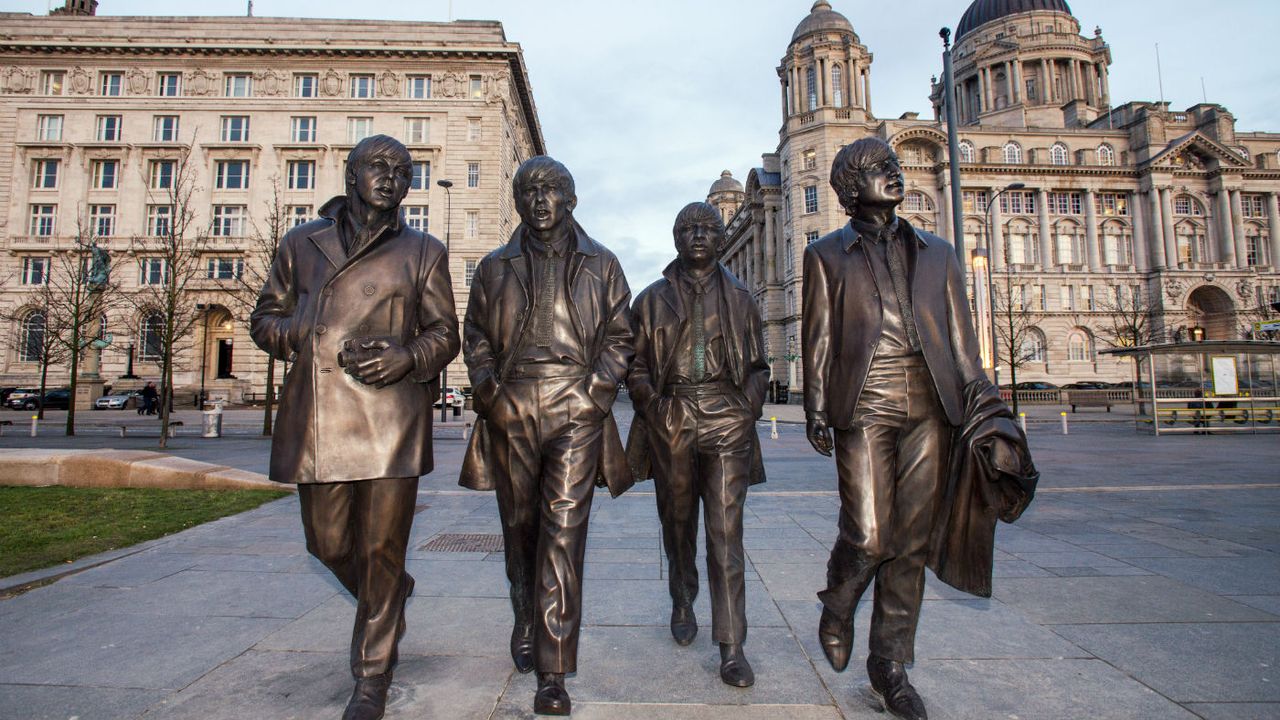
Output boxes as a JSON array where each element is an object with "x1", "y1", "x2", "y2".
[
  {"x1": 1164, "y1": 279, "x2": 1184, "y2": 301},
  {"x1": 378, "y1": 71, "x2": 399, "y2": 98},
  {"x1": 69, "y1": 66, "x2": 92, "y2": 94},
  {"x1": 186, "y1": 69, "x2": 216, "y2": 96},
  {"x1": 437, "y1": 71, "x2": 465, "y2": 98},
  {"x1": 1237, "y1": 280, "x2": 1254, "y2": 299},
  {"x1": 3, "y1": 66, "x2": 34, "y2": 94},
  {"x1": 321, "y1": 69, "x2": 342, "y2": 97},
  {"x1": 255, "y1": 69, "x2": 286, "y2": 97},
  {"x1": 126, "y1": 67, "x2": 150, "y2": 95},
  {"x1": 486, "y1": 73, "x2": 509, "y2": 104}
]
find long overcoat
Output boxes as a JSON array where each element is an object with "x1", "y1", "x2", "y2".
[
  {"x1": 250, "y1": 196, "x2": 460, "y2": 484},
  {"x1": 458, "y1": 220, "x2": 634, "y2": 497}
]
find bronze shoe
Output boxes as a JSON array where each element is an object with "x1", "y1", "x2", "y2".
[
  {"x1": 670, "y1": 604, "x2": 697, "y2": 646},
  {"x1": 719, "y1": 643, "x2": 755, "y2": 687},
  {"x1": 818, "y1": 606, "x2": 852, "y2": 672},
  {"x1": 342, "y1": 672, "x2": 392, "y2": 720},
  {"x1": 867, "y1": 654, "x2": 928, "y2": 720},
  {"x1": 533, "y1": 672, "x2": 570, "y2": 716},
  {"x1": 510, "y1": 622, "x2": 535, "y2": 674}
]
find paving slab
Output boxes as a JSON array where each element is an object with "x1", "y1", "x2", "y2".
[
  {"x1": 992, "y1": 574, "x2": 1275, "y2": 624},
  {"x1": 0, "y1": 684, "x2": 166, "y2": 720}
]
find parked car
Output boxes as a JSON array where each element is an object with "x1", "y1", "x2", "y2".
[
  {"x1": 432, "y1": 387, "x2": 465, "y2": 409},
  {"x1": 95, "y1": 391, "x2": 142, "y2": 410},
  {"x1": 1000, "y1": 381, "x2": 1059, "y2": 391},
  {"x1": 5, "y1": 388, "x2": 41, "y2": 409},
  {"x1": 0, "y1": 387, "x2": 19, "y2": 405},
  {"x1": 1061, "y1": 381, "x2": 1110, "y2": 390},
  {"x1": 10, "y1": 388, "x2": 71, "y2": 410}
]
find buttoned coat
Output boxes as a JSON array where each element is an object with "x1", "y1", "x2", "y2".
[
  {"x1": 250, "y1": 196, "x2": 461, "y2": 484},
  {"x1": 801, "y1": 220, "x2": 986, "y2": 429},
  {"x1": 458, "y1": 220, "x2": 634, "y2": 497}
]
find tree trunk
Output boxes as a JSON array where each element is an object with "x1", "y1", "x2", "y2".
[
  {"x1": 262, "y1": 357, "x2": 275, "y2": 436},
  {"x1": 158, "y1": 354, "x2": 172, "y2": 449},
  {"x1": 65, "y1": 328, "x2": 80, "y2": 437},
  {"x1": 37, "y1": 361, "x2": 49, "y2": 421}
]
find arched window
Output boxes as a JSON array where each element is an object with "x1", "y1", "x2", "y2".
[
  {"x1": 1173, "y1": 194, "x2": 1205, "y2": 217},
  {"x1": 1002, "y1": 141, "x2": 1022, "y2": 164},
  {"x1": 1019, "y1": 328, "x2": 1046, "y2": 363},
  {"x1": 1097, "y1": 144, "x2": 1116, "y2": 166},
  {"x1": 1050, "y1": 143, "x2": 1069, "y2": 166},
  {"x1": 806, "y1": 66, "x2": 817, "y2": 111},
  {"x1": 139, "y1": 312, "x2": 165, "y2": 361},
  {"x1": 19, "y1": 311, "x2": 45, "y2": 363},
  {"x1": 958, "y1": 140, "x2": 976, "y2": 163},
  {"x1": 903, "y1": 191, "x2": 935, "y2": 213},
  {"x1": 831, "y1": 64, "x2": 844, "y2": 108},
  {"x1": 1066, "y1": 329, "x2": 1093, "y2": 362}
]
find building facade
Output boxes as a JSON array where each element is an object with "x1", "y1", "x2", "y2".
[
  {"x1": 717, "y1": 0, "x2": 1280, "y2": 393},
  {"x1": 0, "y1": 3, "x2": 544, "y2": 401}
]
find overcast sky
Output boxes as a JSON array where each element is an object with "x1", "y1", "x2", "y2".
[{"x1": 15, "y1": 0, "x2": 1278, "y2": 288}]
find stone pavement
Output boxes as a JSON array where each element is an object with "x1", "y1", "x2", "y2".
[{"x1": 1, "y1": 400, "x2": 1278, "y2": 719}]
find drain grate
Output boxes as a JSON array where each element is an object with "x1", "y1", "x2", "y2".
[{"x1": 419, "y1": 533, "x2": 504, "y2": 553}]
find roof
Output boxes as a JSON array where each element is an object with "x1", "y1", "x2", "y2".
[
  {"x1": 955, "y1": 0, "x2": 1073, "y2": 42},
  {"x1": 1101, "y1": 341, "x2": 1280, "y2": 358},
  {"x1": 709, "y1": 170, "x2": 744, "y2": 195},
  {"x1": 791, "y1": 0, "x2": 855, "y2": 44}
]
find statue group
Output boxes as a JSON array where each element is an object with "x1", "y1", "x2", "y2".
[{"x1": 252, "y1": 135, "x2": 1037, "y2": 720}]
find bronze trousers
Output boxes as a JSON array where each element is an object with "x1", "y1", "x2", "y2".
[
  {"x1": 490, "y1": 372, "x2": 602, "y2": 674},
  {"x1": 818, "y1": 355, "x2": 951, "y2": 663},
  {"x1": 297, "y1": 476, "x2": 418, "y2": 678},
  {"x1": 649, "y1": 385, "x2": 754, "y2": 645}
]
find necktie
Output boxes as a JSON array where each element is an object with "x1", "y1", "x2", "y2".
[
  {"x1": 691, "y1": 280, "x2": 706, "y2": 381},
  {"x1": 884, "y1": 231, "x2": 921, "y2": 352},
  {"x1": 535, "y1": 251, "x2": 558, "y2": 348}
]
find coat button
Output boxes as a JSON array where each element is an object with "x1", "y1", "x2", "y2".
[
  {"x1": 315, "y1": 324, "x2": 327, "y2": 335},
  {"x1": 358, "y1": 323, "x2": 370, "y2": 333},
  {"x1": 363, "y1": 284, "x2": 376, "y2": 296}
]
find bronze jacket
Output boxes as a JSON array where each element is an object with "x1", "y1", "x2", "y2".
[
  {"x1": 625, "y1": 261, "x2": 769, "y2": 485},
  {"x1": 250, "y1": 196, "x2": 461, "y2": 484},
  {"x1": 458, "y1": 220, "x2": 634, "y2": 496},
  {"x1": 802, "y1": 219, "x2": 986, "y2": 429}
]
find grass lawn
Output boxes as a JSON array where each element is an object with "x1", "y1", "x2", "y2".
[{"x1": 0, "y1": 486, "x2": 290, "y2": 579}]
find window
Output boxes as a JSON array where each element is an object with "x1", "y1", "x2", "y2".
[
  {"x1": 139, "y1": 313, "x2": 164, "y2": 361},
  {"x1": 1102, "y1": 224, "x2": 1133, "y2": 266},
  {"x1": 29, "y1": 205, "x2": 56, "y2": 236},
  {"x1": 1242, "y1": 194, "x2": 1266, "y2": 218},
  {"x1": 220, "y1": 115, "x2": 250, "y2": 142},
  {"x1": 1019, "y1": 330, "x2": 1046, "y2": 363},
  {"x1": 152, "y1": 115, "x2": 179, "y2": 142},
  {"x1": 465, "y1": 210, "x2": 479, "y2": 238},
  {"x1": 1097, "y1": 144, "x2": 1116, "y2": 166},
  {"x1": 998, "y1": 190, "x2": 1036, "y2": 215},
  {"x1": 224, "y1": 73, "x2": 252, "y2": 97},
  {"x1": 958, "y1": 140, "x2": 976, "y2": 163},
  {"x1": 99, "y1": 72, "x2": 122, "y2": 96},
  {"x1": 466, "y1": 117, "x2": 483, "y2": 142},
  {"x1": 36, "y1": 114, "x2": 63, "y2": 141},
  {"x1": 146, "y1": 205, "x2": 172, "y2": 236},
  {"x1": 1055, "y1": 228, "x2": 1085, "y2": 265},
  {"x1": 19, "y1": 311, "x2": 46, "y2": 362},
  {"x1": 467, "y1": 162, "x2": 480, "y2": 188},
  {"x1": 1094, "y1": 192, "x2": 1129, "y2": 216},
  {"x1": 469, "y1": 75, "x2": 483, "y2": 99},
  {"x1": 215, "y1": 160, "x2": 250, "y2": 190},
  {"x1": 90, "y1": 204, "x2": 115, "y2": 237},
  {"x1": 903, "y1": 191, "x2": 934, "y2": 213},
  {"x1": 1032, "y1": 284, "x2": 1047, "y2": 311},
  {"x1": 802, "y1": 149, "x2": 817, "y2": 170},
  {"x1": 96, "y1": 115, "x2": 122, "y2": 142},
  {"x1": 1006, "y1": 227, "x2": 1035, "y2": 265},
  {"x1": 806, "y1": 66, "x2": 817, "y2": 111},
  {"x1": 803, "y1": 185, "x2": 818, "y2": 214},
  {"x1": 406, "y1": 75, "x2": 430, "y2": 99},
  {"x1": 410, "y1": 161, "x2": 431, "y2": 191},
  {"x1": 1002, "y1": 141, "x2": 1022, "y2": 164},
  {"x1": 1173, "y1": 195, "x2": 1203, "y2": 216},
  {"x1": 1175, "y1": 223, "x2": 1207, "y2": 264},
  {"x1": 1082, "y1": 285, "x2": 1096, "y2": 311},
  {"x1": 287, "y1": 160, "x2": 315, "y2": 190},
  {"x1": 90, "y1": 159, "x2": 118, "y2": 190},
  {"x1": 149, "y1": 160, "x2": 175, "y2": 190},
  {"x1": 40, "y1": 70, "x2": 64, "y2": 95},
  {"x1": 784, "y1": 236, "x2": 795, "y2": 276},
  {"x1": 1047, "y1": 191, "x2": 1082, "y2": 215},
  {"x1": 21, "y1": 257, "x2": 49, "y2": 285},
  {"x1": 1245, "y1": 230, "x2": 1265, "y2": 267},
  {"x1": 787, "y1": 289, "x2": 797, "y2": 317},
  {"x1": 211, "y1": 205, "x2": 248, "y2": 237},
  {"x1": 286, "y1": 116, "x2": 316, "y2": 144},
  {"x1": 350, "y1": 74, "x2": 374, "y2": 98},
  {"x1": 1067, "y1": 330, "x2": 1093, "y2": 361},
  {"x1": 286, "y1": 205, "x2": 311, "y2": 227},
  {"x1": 138, "y1": 257, "x2": 168, "y2": 285},
  {"x1": 831, "y1": 64, "x2": 844, "y2": 107},
  {"x1": 31, "y1": 159, "x2": 58, "y2": 189},
  {"x1": 294, "y1": 74, "x2": 317, "y2": 98},
  {"x1": 157, "y1": 72, "x2": 181, "y2": 97},
  {"x1": 1049, "y1": 143, "x2": 1069, "y2": 166},
  {"x1": 465, "y1": 258, "x2": 478, "y2": 287},
  {"x1": 806, "y1": 230, "x2": 820, "y2": 244},
  {"x1": 405, "y1": 117, "x2": 429, "y2": 144},
  {"x1": 962, "y1": 190, "x2": 989, "y2": 214},
  {"x1": 404, "y1": 206, "x2": 428, "y2": 232},
  {"x1": 1059, "y1": 285, "x2": 1075, "y2": 311},
  {"x1": 206, "y1": 257, "x2": 244, "y2": 280},
  {"x1": 347, "y1": 117, "x2": 372, "y2": 143}
]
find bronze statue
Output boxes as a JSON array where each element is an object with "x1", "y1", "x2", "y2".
[
  {"x1": 459, "y1": 156, "x2": 633, "y2": 716},
  {"x1": 802, "y1": 138, "x2": 1036, "y2": 720},
  {"x1": 250, "y1": 134, "x2": 460, "y2": 720},
  {"x1": 625, "y1": 202, "x2": 769, "y2": 687}
]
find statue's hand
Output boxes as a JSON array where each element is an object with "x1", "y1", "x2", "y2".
[
  {"x1": 806, "y1": 413, "x2": 833, "y2": 457},
  {"x1": 343, "y1": 338, "x2": 413, "y2": 388}
]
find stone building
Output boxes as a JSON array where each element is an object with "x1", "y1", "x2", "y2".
[
  {"x1": 0, "y1": 2, "x2": 544, "y2": 402},
  {"x1": 716, "y1": 0, "x2": 1280, "y2": 392}
]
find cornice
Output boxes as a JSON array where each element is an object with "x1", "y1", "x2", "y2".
[{"x1": 0, "y1": 41, "x2": 520, "y2": 61}]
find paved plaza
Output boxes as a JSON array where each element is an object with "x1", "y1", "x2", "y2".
[{"x1": 0, "y1": 400, "x2": 1277, "y2": 719}]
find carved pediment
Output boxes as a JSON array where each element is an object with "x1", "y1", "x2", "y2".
[{"x1": 1150, "y1": 132, "x2": 1251, "y2": 171}]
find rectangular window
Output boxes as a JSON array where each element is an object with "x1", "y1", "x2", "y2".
[
  {"x1": 224, "y1": 73, "x2": 252, "y2": 97},
  {"x1": 465, "y1": 210, "x2": 479, "y2": 238},
  {"x1": 40, "y1": 70, "x2": 64, "y2": 96},
  {"x1": 803, "y1": 185, "x2": 818, "y2": 214},
  {"x1": 405, "y1": 117, "x2": 430, "y2": 144},
  {"x1": 1083, "y1": 284, "x2": 1095, "y2": 311},
  {"x1": 138, "y1": 257, "x2": 168, "y2": 285},
  {"x1": 465, "y1": 259, "x2": 478, "y2": 287},
  {"x1": 962, "y1": 190, "x2": 990, "y2": 214},
  {"x1": 1059, "y1": 285, "x2": 1074, "y2": 311},
  {"x1": 206, "y1": 257, "x2": 244, "y2": 280},
  {"x1": 22, "y1": 256, "x2": 49, "y2": 285},
  {"x1": 294, "y1": 74, "x2": 317, "y2": 98},
  {"x1": 99, "y1": 72, "x2": 122, "y2": 96},
  {"x1": 290, "y1": 116, "x2": 316, "y2": 143},
  {"x1": 347, "y1": 117, "x2": 372, "y2": 143},
  {"x1": 1048, "y1": 191, "x2": 1082, "y2": 215},
  {"x1": 29, "y1": 204, "x2": 57, "y2": 236},
  {"x1": 152, "y1": 115, "x2": 179, "y2": 142},
  {"x1": 149, "y1": 160, "x2": 175, "y2": 190},
  {"x1": 1032, "y1": 284, "x2": 1047, "y2": 311},
  {"x1": 220, "y1": 116, "x2": 250, "y2": 142},
  {"x1": 406, "y1": 74, "x2": 430, "y2": 99},
  {"x1": 467, "y1": 162, "x2": 480, "y2": 188},
  {"x1": 469, "y1": 75, "x2": 483, "y2": 99},
  {"x1": 92, "y1": 159, "x2": 118, "y2": 189},
  {"x1": 404, "y1": 206, "x2": 428, "y2": 233},
  {"x1": 287, "y1": 160, "x2": 315, "y2": 190},
  {"x1": 157, "y1": 72, "x2": 181, "y2": 97},
  {"x1": 215, "y1": 160, "x2": 250, "y2": 190},
  {"x1": 146, "y1": 205, "x2": 173, "y2": 237},
  {"x1": 1094, "y1": 192, "x2": 1130, "y2": 217},
  {"x1": 31, "y1": 159, "x2": 59, "y2": 189},
  {"x1": 999, "y1": 190, "x2": 1037, "y2": 215},
  {"x1": 96, "y1": 115, "x2": 122, "y2": 141},
  {"x1": 467, "y1": 118, "x2": 481, "y2": 142},
  {"x1": 410, "y1": 161, "x2": 431, "y2": 191},
  {"x1": 806, "y1": 230, "x2": 820, "y2": 244},
  {"x1": 36, "y1": 114, "x2": 63, "y2": 141},
  {"x1": 286, "y1": 205, "x2": 311, "y2": 227},
  {"x1": 350, "y1": 74, "x2": 374, "y2": 99},
  {"x1": 211, "y1": 205, "x2": 248, "y2": 237},
  {"x1": 785, "y1": 237, "x2": 795, "y2": 275},
  {"x1": 90, "y1": 204, "x2": 115, "y2": 237},
  {"x1": 802, "y1": 149, "x2": 817, "y2": 170},
  {"x1": 1242, "y1": 194, "x2": 1266, "y2": 218}
]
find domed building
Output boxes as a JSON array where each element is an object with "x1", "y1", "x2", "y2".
[
  {"x1": 707, "y1": 170, "x2": 745, "y2": 227},
  {"x1": 715, "y1": 0, "x2": 1280, "y2": 395}
]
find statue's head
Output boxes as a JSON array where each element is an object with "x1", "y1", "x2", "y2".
[
  {"x1": 345, "y1": 134, "x2": 412, "y2": 212},
  {"x1": 672, "y1": 201, "x2": 725, "y2": 269},
  {"x1": 829, "y1": 137, "x2": 904, "y2": 217},
  {"x1": 513, "y1": 156, "x2": 577, "y2": 234}
]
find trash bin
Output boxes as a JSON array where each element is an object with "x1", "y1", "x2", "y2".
[
  {"x1": 453, "y1": 402, "x2": 462, "y2": 417},
  {"x1": 201, "y1": 403, "x2": 223, "y2": 438}
]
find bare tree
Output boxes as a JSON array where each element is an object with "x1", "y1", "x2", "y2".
[
  {"x1": 1094, "y1": 283, "x2": 1160, "y2": 411},
  {"x1": 991, "y1": 276, "x2": 1047, "y2": 415},
  {"x1": 4, "y1": 278, "x2": 66, "y2": 421}
]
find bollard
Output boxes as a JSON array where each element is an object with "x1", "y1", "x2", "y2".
[
  {"x1": 464, "y1": 422, "x2": 472, "y2": 441},
  {"x1": 29, "y1": 415, "x2": 37, "y2": 437},
  {"x1": 1060, "y1": 411, "x2": 1068, "y2": 435},
  {"x1": 1019, "y1": 412, "x2": 1027, "y2": 432},
  {"x1": 770, "y1": 416, "x2": 779, "y2": 440}
]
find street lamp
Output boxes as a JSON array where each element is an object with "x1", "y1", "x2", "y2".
[
  {"x1": 983, "y1": 182, "x2": 1026, "y2": 389},
  {"x1": 436, "y1": 178, "x2": 453, "y2": 423},
  {"x1": 971, "y1": 247, "x2": 994, "y2": 374}
]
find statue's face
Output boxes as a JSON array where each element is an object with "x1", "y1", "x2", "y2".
[
  {"x1": 853, "y1": 154, "x2": 905, "y2": 208},
  {"x1": 350, "y1": 152, "x2": 411, "y2": 212},
  {"x1": 515, "y1": 176, "x2": 576, "y2": 233},
  {"x1": 674, "y1": 217, "x2": 723, "y2": 268}
]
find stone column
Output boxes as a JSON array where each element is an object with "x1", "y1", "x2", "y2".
[
  {"x1": 1084, "y1": 189, "x2": 1103, "y2": 271},
  {"x1": 1066, "y1": 59, "x2": 1077, "y2": 100},
  {"x1": 1099, "y1": 63, "x2": 1111, "y2": 105},
  {"x1": 981, "y1": 67, "x2": 993, "y2": 111},
  {"x1": 818, "y1": 58, "x2": 827, "y2": 107},
  {"x1": 852, "y1": 60, "x2": 863, "y2": 107},
  {"x1": 1268, "y1": 192, "x2": 1280, "y2": 269},
  {"x1": 1160, "y1": 189, "x2": 1178, "y2": 267},
  {"x1": 1147, "y1": 190, "x2": 1167, "y2": 268},
  {"x1": 1011, "y1": 60, "x2": 1023, "y2": 104},
  {"x1": 1216, "y1": 190, "x2": 1236, "y2": 265},
  {"x1": 863, "y1": 68, "x2": 872, "y2": 115},
  {"x1": 1132, "y1": 192, "x2": 1150, "y2": 271},
  {"x1": 781, "y1": 75, "x2": 790, "y2": 117},
  {"x1": 1230, "y1": 189, "x2": 1248, "y2": 267},
  {"x1": 1037, "y1": 188, "x2": 1053, "y2": 268},
  {"x1": 991, "y1": 200, "x2": 1005, "y2": 269},
  {"x1": 765, "y1": 207, "x2": 777, "y2": 284}
]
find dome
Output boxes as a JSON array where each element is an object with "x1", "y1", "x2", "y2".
[
  {"x1": 955, "y1": 0, "x2": 1073, "y2": 42},
  {"x1": 709, "y1": 170, "x2": 743, "y2": 196},
  {"x1": 791, "y1": 0, "x2": 855, "y2": 44}
]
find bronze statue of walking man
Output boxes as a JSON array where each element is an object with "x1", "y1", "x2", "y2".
[
  {"x1": 626, "y1": 202, "x2": 768, "y2": 687},
  {"x1": 251, "y1": 135, "x2": 460, "y2": 720},
  {"x1": 459, "y1": 156, "x2": 633, "y2": 715}
]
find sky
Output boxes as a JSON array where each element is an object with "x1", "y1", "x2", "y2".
[{"x1": 12, "y1": 0, "x2": 1280, "y2": 288}]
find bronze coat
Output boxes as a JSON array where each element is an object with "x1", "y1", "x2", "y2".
[
  {"x1": 801, "y1": 220, "x2": 986, "y2": 429},
  {"x1": 625, "y1": 261, "x2": 769, "y2": 485},
  {"x1": 250, "y1": 196, "x2": 461, "y2": 484},
  {"x1": 458, "y1": 220, "x2": 634, "y2": 497}
]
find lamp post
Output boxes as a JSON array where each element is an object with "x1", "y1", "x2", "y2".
[
  {"x1": 984, "y1": 182, "x2": 1027, "y2": 389},
  {"x1": 939, "y1": 27, "x2": 967, "y2": 263},
  {"x1": 436, "y1": 178, "x2": 453, "y2": 423}
]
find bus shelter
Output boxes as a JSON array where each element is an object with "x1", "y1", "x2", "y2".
[{"x1": 1101, "y1": 341, "x2": 1280, "y2": 436}]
